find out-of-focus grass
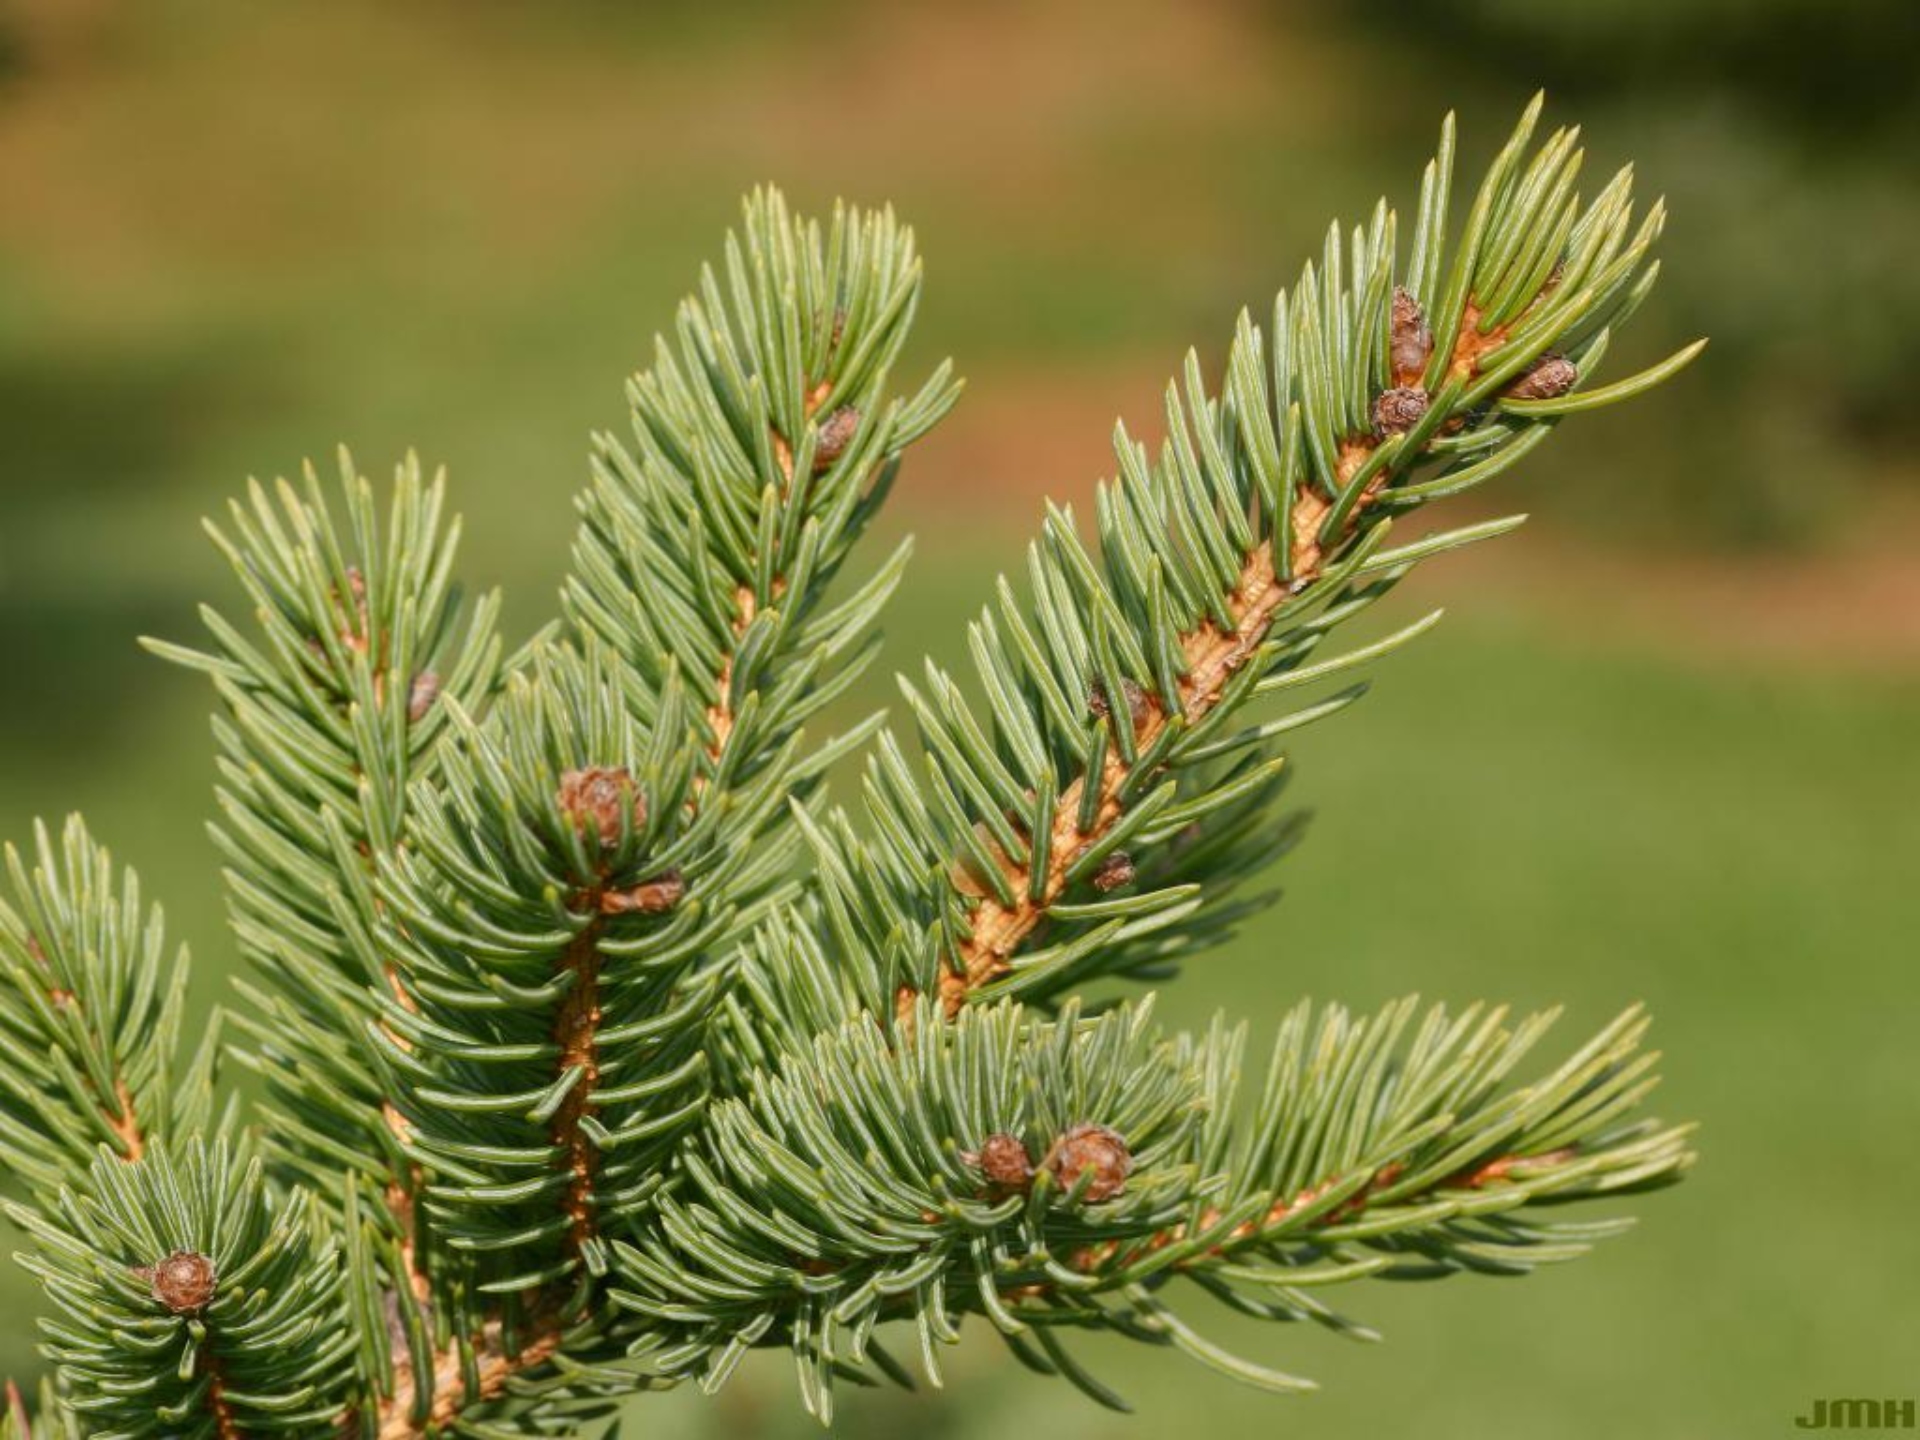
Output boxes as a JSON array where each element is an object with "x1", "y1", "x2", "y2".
[{"x1": 1, "y1": 1, "x2": 1916, "y2": 1431}]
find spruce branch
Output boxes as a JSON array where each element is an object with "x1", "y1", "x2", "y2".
[
  {"x1": 8, "y1": 1140, "x2": 354, "y2": 1439},
  {"x1": 0, "y1": 816, "x2": 212, "y2": 1194},
  {"x1": 373, "y1": 643, "x2": 717, "y2": 1294},
  {"x1": 346, "y1": 195, "x2": 964, "y2": 1430},
  {"x1": 0, "y1": 98, "x2": 1701, "y2": 1437},
  {"x1": 144, "y1": 455, "x2": 504, "y2": 1302},
  {"x1": 732, "y1": 96, "x2": 1702, "y2": 1047},
  {"x1": 613, "y1": 997, "x2": 1689, "y2": 1419},
  {"x1": 564, "y1": 188, "x2": 960, "y2": 821}
]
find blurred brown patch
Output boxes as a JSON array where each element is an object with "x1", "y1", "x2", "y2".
[
  {"x1": 1429, "y1": 510, "x2": 1920, "y2": 669},
  {"x1": 897, "y1": 357, "x2": 1172, "y2": 524}
]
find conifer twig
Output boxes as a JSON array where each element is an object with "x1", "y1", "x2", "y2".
[{"x1": 0, "y1": 101, "x2": 1701, "y2": 1439}]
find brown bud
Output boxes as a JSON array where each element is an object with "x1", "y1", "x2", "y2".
[
  {"x1": 1045, "y1": 1123, "x2": 1131, "y2": 1203},
  {"x1": 1504, "y1": 353, "x2": 1578, "y2": 401},
  {"x1": 557, "y1": 766, "x2": 646, "y2": 849},
  {"x1": 812, "y1": 407, "x2": 860, "y2": 474},
  {"x1": 1389, "y1": 286, "x2": 1433, "y2": 385},
  {"x1": 144, "y1": 1250, "x2": 217, "y2": 1314},
  {"x1": 969, "y1": 1132, "x2": 1034, "y2": 1191},
  {"x1": 406, "y1": 670, "x2": 441, "y2": 724},
  {"x1": 1372, "y1": 385, "x2": 1431, "y2": 437},
  {"x1": 1092, "y1": 851, "x2": 1136, "y2": 893},
  {"x1": 600, "y1": 868, "x2": 686, "y2": 916},
  {"x1": 1088, "y1": 678, "x2": 1149, "y2": 731}
]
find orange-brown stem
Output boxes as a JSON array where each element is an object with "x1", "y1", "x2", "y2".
[
  {"x1": 39, "y1": 966, "x2": 146, "y2": 1160},
  {"x1": 205, "y1": 1359, "x2": 242, "y2": 1440},
  {"x1": 109, "y1": 1078, "x2": 144, "y2": 1162},
  {"x1": 1070, "y1": 1147, "x2": 1576, "y2": 1276},
  {"x1": 361, "y1": 914, "x2": 599, "y2": 1438},
  {"x1": 933, "y1": 445, "x2": 1368, "y2": 1016},
  {"x1": 930, "y1": 294, "x2": 1523, "y2": 1016},
  {"x1": 772, "y1": 1146, "x2": 1579, "y2": 1305},
  {"x1": 552, "y1": 915, "x2": 607, "y2": 1257},
  {"x1": 706, "y1": 382, "x2": 830, "y2": 764},
  {"x1": 372, "y1": 378, "x2": 850, "y2": 1439},
  {"x1": 705, "y1": 587, "x2": 756, "y2": 765},
  {"x1": 376, "y1": 970, "x2": 433, "y2": 1302},
  {"x1": 370, "y1": 1322, "x2": 565, "y2": 1440},
  {"x1": 1448, "y1": 301, "x2": 1509, "y2": 381}
]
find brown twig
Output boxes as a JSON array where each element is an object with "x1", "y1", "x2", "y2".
[
  {"x1": 773, "y1": 1144, "x2": 1581, "y2": 1309},
  {"x1": 706, "y1": 589, "x2": 756, "y2": 764},
  {"x1": 373, "y1": 965, "x2": 435, "y2": 1303},
  {"x1": 308, "y1": 607, "x2": 438, "y2": 1305},
  {"x1": 704, "y1": 381, "x2": 831, "y2": 765},
  {"x1": 362, "y1": 910, "x2": 599, "y2": 1440},
  {"x1": 361, "y1": 377, "x2": 843, "y2": 1428},
  {"x1": 923, "y1": 294, "x2": 1524, "y2": 1017},
  {"x1": 365, "y1": 383, "x2": 850, "y2": 1433},
  {"x1": 927, "y1": 442, "x2": 1369, "y2": 1016},
  {"x1": 206, "y1": 1366, "x2": 242, "y2": 1440},
  {"x1": 372, "y1": 1321, "x2": 565, "y2": 1440},
  {"x1": 552, "y1": 914, "x2": 608, "y2": 1257},
  {"x1": 28, "y1": 938, "x2": 148, "y2": 1161},
  {"x1": 1447, "y1": 301, "x2": 1510, "y2": 381},
  {"x1": 1069, "y1": 1147, "x2": 1577, "y2": 1276},
  {"x1": 108, "y1": 1078, "x2": 144, "y2": 1163}
]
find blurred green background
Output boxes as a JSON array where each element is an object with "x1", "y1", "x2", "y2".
[{"x1": 2, "y1": 1, "x2": 1916, "y2": 1435}]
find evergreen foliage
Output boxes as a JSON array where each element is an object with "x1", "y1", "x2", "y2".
[
  {"x1": 10, "y1": 1141, "x2": 352, "y2": 1438},
  {"x1": 0, "y1": 99, "x2": 1700, "y2": 1435}
]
